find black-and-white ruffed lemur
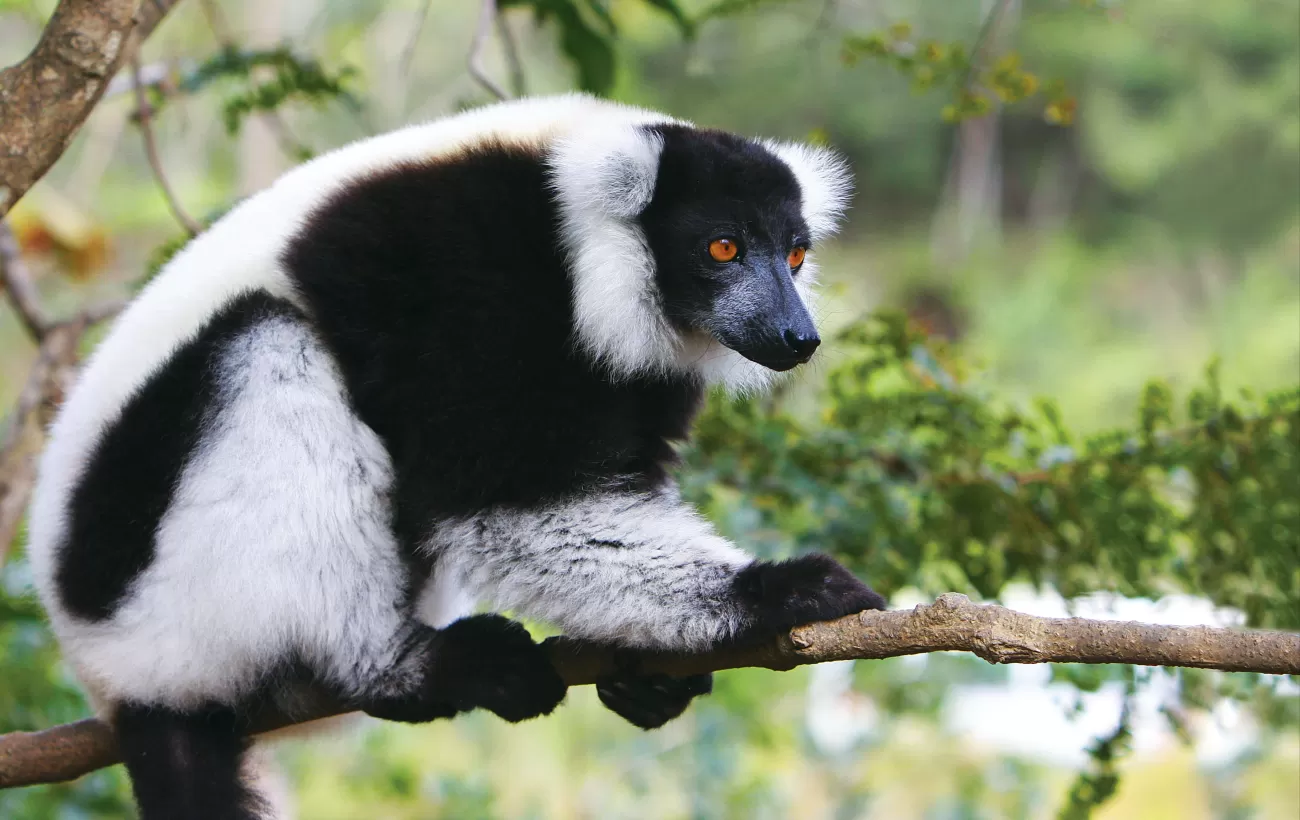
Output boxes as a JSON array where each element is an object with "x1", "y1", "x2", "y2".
[{"x1": 27, "y1": 94, "x2": 886, "y2": 819}]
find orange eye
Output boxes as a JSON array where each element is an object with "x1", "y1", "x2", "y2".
[
  {"x1": 708, "y1": 238, "x2": 739, "y2": 263},
  {"x1": 788, "y1": 247, "x2": 807, "y2": 269}
]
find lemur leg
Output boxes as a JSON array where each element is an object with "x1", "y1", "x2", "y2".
[
  {"x1": 75, "y1": 302, "x2": 564, "y2": 730},
  {"x1": 429, "y1": 489, "x2": 885, "y2": 726}
]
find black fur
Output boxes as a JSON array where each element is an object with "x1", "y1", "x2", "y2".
[
  {"x1": 282, "y1": 132, "x2": 822, "y2": 556},
  {"x1": 596, "y1": 673, "x2": 713, "y2": 730},
  {"x1": 116, "y1": 702, "x2": 268, "y2": 820},
  {"x1": 642, "y1": 126, "x2": 819, "y2": 370},
  {"x1": 281, "y1": 131, "x2": 882, "y2": 720},
  {"x1": 282, "y1": 142, "x2": 705, "y2": 565},
  {"x1": 361, "y1": 614, "x2": 566, "y2": 724},
  {"x1": 56, "y1": 291, "x2": 306, "y2": 621},
  {"x1": 731, "y1": 553, "x2": 888, "y2": 643}
]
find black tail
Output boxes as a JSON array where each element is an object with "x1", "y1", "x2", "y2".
[{"x1": 115, "y1": 702, "x2": 269, "y2": 820}]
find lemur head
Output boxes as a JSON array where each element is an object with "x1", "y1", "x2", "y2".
[{"x1": 549, "y1": 113, "x2": 852, "y2": 392}]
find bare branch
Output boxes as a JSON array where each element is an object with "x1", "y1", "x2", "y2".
[
  {"x1": 0, "y1": 220, "x2": 51, "y2": 339},
  {"x1": 468, "y1": 0, "x2": 510, "y2": 101},
  {"x1": 0, "y1": 223, "x2": 123, "y2": 561},
  {"x1": 400, "y1": 0, "x2": 435, "y2": 78},
  {"x1": 0, "y1": 207, "x2": 125, "y2": 566},
  {"x1": 102, "y1": 58, "x2": 175, "y2": 99},
  {"x1": 0, "y1": 0, "x2": 185, "y2": 219},
  {"x1": 495, "y1": 8, "x2": 526, "y2": 98},
  {"x1": 129, "y1": 56, "x2": 200, "y2": 236},
  {"x1": 196, "y1": 0, "x2": 234, "y2": 41},
  {"x1": 0, "y1": 310, "x2": 122, "y2": 567},
  {"x1": 1, "y1": 594, "x2": 1295, "y2": 790}
]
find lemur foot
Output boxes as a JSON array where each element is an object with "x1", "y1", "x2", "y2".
[
  {"x1": 732, "y1": 552, "x2": 886, "y2": 641},
  {"x1": 597, "y1": 672, "x2": 713, "y2": 730},
  {"x1": 430, "y1": 614, "x2": 567, "y2": 723}
]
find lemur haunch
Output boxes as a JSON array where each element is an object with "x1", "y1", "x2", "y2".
[{"x1": 27, "y1": 94, "x2": 886, "y2": 819}]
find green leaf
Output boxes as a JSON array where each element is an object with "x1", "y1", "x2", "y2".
[
  {"x1": 699, "y1": 0, "x2": 793, "y2": 23},
  {"x1": 640, "y1": 0, "x2": 696, "y2": 38},
  {"x1": 580, "y1": 0, "x2": 618, "y2": 36},
  {"x1": 542, "y1": 0, "x2": 618, "y2": 95}
]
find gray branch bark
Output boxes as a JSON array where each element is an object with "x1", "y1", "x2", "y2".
[
  {"x1": 2, "y1": 594, "x2": 1296, "y2": 790},
  {"x1": 0, "y1": 0, "x2": 183, "y2": 218}
]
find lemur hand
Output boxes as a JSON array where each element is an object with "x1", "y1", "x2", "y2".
[
  {"x1": 544, "y1": 638, "x2": 713, "y2": 730},
  {"x1": 430, "y1": 614, "x2": 568, "y2": 722},
  {"x1": 732, "y1": 552, "x2": 886, "y2": 641},
  {"x1": 596, "y1": 671, "x2": 713, "y2": 730}
]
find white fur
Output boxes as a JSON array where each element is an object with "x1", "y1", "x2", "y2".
[
  {"x1": 548, "y1": 125, "x2": 680, "y2": 379},
  {"x1": 427, "y1": 489, "x2": 754, "y2": 651},
  {"x1": 50, "y1": 318, "x2": 415, "y2": 707},
  {"x1": 550, "y1": 128, "x2": 849, "y2": 392},
  {"x1": 548, "y1": 119, "x2": 790, "y2": 392},
  {"x1": 760, "y1": 140, "x2": 855, "y2": 242}
]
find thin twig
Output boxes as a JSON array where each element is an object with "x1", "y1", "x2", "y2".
[
  {"x1": 1, "y1": 594, "x2": 1296, "y2": 789},
  {"x1": 495, "y1": 8, "x2": 527, "y2": 97},
  {"x1": 0, "y1": 220, "x2": 50, "y2": 340},
  {"x1": 0, "y1": 311, "x2": 120, "y2": 567},
  {"x1": 130, "y1": 57, "x2": 201, "y2": 237},
  {"x1": 959, "y1": 0, "x2": 1014, "y2": 94},
  {"x1": 196, "y1": 0, "x2": 309, "y2": 160},
  {"x1": 197, "y1": 0, "x2": 232, "y2": 39},
  {"x1": 102, "y1": 60, "x2": 176, "y2": 100},
  {"x1": 0, "y1": 205, "x2": 123, "y2": 564},
  {"x1": 468, "y1": 0, "x2": 510, "y2": 101},
  {"x1": 81, "y1": 297, "x2": 129, "y2": 326},
  {"x1": 400, "y1": 0, "x2": 435, "y2": 78}
]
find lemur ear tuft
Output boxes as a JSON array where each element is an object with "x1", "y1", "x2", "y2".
[
  {"x1": 548, "y1": 125, "x2": 663, "y2": 219},
  {"x1": 761, "y1": 140, "x2": 855, "y2": 242}
]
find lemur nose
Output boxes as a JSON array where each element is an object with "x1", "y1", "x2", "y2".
[{"x1": 783, "y1": 329, "x2": 821, "y2": 359}]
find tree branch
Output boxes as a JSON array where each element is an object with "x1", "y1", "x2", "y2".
[
  {"x1": 0, "y1": 306, "x2": 123, "y2": 569},
  {"x1": 0, "y1": 217, "x2": 126, "y2": 567},
  {"x1": 0, "y1": 0, "x2": 183, "y2": 219},
  {"x1": 0, "y1": 220, "x2": 51, "y2": 339},
  {"x1": 468, "y1": 0, "x2": 509, "y2": 101},
  {"x1": 495, "y1": 8, "x2": 526, "y2": 98},
  {"x1": 129, "y1": 55, "x2": 200, "y2": 236},
  {"x1": 1, "y1": 594, "x2": 1295, "y2": 790},
  {"x1": 400, "y1": 0, "x2": 435, "y2": 78}
]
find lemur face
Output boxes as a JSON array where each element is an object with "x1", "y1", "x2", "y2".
[{"x1": 639, "y1": 126, "x2": 821, "y2": 373}]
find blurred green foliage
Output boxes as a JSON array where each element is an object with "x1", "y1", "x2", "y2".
[
  {"x1": 682, "y1": 312, "x2": 1299, "y2": 629},
  {"x1": 1, "y1": 558, "x2": 134, "y2": 816},
  {"x1": 501, "y1": 0, "x2": 695, "y2": 94},
  {"x1": 187, "y1": 47, "x2": 356, "y2": 141},
  {"x1": 1058, "y1": 694, "x2": 1134, "y2": 820}
]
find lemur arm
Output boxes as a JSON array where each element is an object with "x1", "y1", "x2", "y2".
[{"x1": 427, "y1": 489, "x2": 886, "y2": 652}]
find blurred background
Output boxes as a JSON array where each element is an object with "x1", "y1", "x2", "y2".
[{"x1": 1, "y1": 0, "x2": 1297, "y2": 817}]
